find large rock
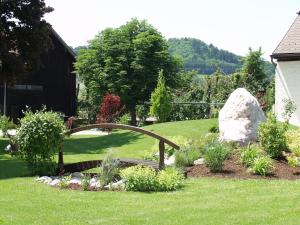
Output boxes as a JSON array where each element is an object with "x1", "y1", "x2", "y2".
[{"x1": 219, "y1": 88, "x2": 266, "y2": 145}]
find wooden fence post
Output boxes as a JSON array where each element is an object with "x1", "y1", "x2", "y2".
[
  {"x1": 159, "y1": 140, "x2": 165, "y2": 170},
  {"x1": 58, "y1": 150, "x2": 64, "y2": 174}
]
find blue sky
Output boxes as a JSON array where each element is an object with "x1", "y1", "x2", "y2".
[{"x1": 44, "y1": 0, "x2": 299, "y2": 60}]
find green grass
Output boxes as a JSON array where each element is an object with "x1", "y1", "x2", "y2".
[{"x1": 1, "y1": 119, "x2": 300, "y2": 225}]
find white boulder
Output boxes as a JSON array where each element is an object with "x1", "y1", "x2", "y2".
[
  {"x1": 50, "y1": 179, "x2": 61, "y2": 186},
  {"x1": 219, "y1": 88, "x2": 266, "y2": 145}
]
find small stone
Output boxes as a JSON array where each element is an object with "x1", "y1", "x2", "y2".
[
  {"x1": 69, "y1": 177, "x2": 82, "y2": 185},
  {"x1": 105, "y1": 180, "x2": 124, "y2": 190},
  {"x1": 72, "y1": 172, "x2": 84, "y2": 179},
  {"x1": 4, "y1": 144, "x2": 11, "y2": 152},
  {"x1": 36, "y1": 176, "x2": 52, "y2": 184},
  {"x1": 194, "y1": 158, "x2": 205, "y2": 165},
  {"x1": 50, "y1": 179, "x2": 61, "y2": 186}
]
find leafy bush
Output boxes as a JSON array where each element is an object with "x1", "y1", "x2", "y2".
[
  {"x1": 120, "y1": 165, "x2": 158, "y2": 192},
  {"x1": 120, "y1": 165, "x2": 184, "y2": 192},
  {"x1": 82, "y1": 174, "x2": 91, "y2": 191},
  {"x1": 99, "y1": 152, "x2": 120, "y2": 186},
  {"x1": 136, "y1": 104, "x2": 149, "y2": 126},
  {"x1": 286, "y1": 129, "x2": 300, "y2": 157},
  {"x1": 0, "y1": 115, "x2": 15, "y2": 137},
  {"x1": 209, "y1": 125, "x2": 219, "y2": 133},
  {"x1": 157, "y1": 167, "x2": 184, "y2": 191},
  {"x1": 282, "y1": 98, "x2": 297, "y2": 123},
  {"x1": 117, "y1": 113, "x2": 130, "y2": 125},
  {"x1": 204, "y1": 141, "x2": 231, "y2": 172},
  {"x1": 150, "y1": 70, "x2": 172, "y2": 122},
  {"x1": 16, "y1": 109, "x2": 65, "y2": 175},
  {"x1": 175, "y1": 147, "x2": 200, "y2": 168},
  {"x1": 96, "y1": 93, "x2": 123, "y2": 123},
  {"x1": 258, "y1": 112, "x2": 287, "y2": 159},
  {"x1": 250, "y1": 156, "x2": 273, "y2": 176},
  {"x1": 59, "y1": 175, "x2": 71, "y2": 189},
  {"x1": 287, "y1": 156, "x2": 299, "y2": 167},
  {"x1": 240, "y1": 145, "x2": 261, "y2": 167}
]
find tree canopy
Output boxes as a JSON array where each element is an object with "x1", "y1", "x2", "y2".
[
  {"x1": 0, "y1": 0, "x2": 53, "y2": 83},
  {"x1": 75, "y1": 18, "x2": 182, "y2": 125}
]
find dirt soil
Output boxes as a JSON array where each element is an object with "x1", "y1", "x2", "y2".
[{"x1": 186, "y1": 152, "x2": 300, "y2": 180}]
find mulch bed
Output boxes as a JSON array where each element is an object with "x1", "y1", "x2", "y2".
[{"x1": 186, "y1": 152, "x2": 300, "y2": 180}]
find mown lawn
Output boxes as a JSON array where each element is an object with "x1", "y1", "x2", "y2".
[{"x1": 1, "y1": 119, "x2": 300, "y2": 225}]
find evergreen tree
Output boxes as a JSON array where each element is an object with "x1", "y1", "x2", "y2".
[{"x1": 150, "y1": 70, "x2": 172, "y2": 122}]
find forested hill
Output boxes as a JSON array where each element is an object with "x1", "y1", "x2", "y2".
[{"x1": 168, "y1": 38, "x2": 243, "y2": 75}]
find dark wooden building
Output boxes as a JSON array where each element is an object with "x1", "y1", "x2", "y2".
[{"x1": 0, "y1": 28, "x2": 77, "y2": 121}]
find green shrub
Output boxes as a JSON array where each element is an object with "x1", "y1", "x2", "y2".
[
  {"x1": 0, "y1": 115, "x2": 15, "y2": 137},
  {"x1": 16, "y1": 108, "x2": 65, "y2": 175},
  {"x1": 117, "y1": 113, "x2": 130, "y2": 125},
  {"x1": 286, "y1": 129, "x2": 300, "y2": 157},
  {"x1": 120, "y1": 165, "x2": 158, "y2": 192},
  {"x1": 209, "y1": 125, "x2": 219, "y2": 133},
  {"x1": 82, "y1": 174, "x2": 91, "y2": 191},
  {"x1": 99, "y1": 151, "x2": 119, "y2": 186},
  {"x1": 157, "y1": 167, "x2": 184, "y2": 191},
  {"x1": 240, "y1": 145, "x2": 261, "y2": 167},
  {"x1": 287, "y1": 156, "x2": 299, "y2": 167},
  {"x1": 250, "y1": 156, "x2": 273, "y2": 176},
  {"x1": 59, "y1": 175, "x2": 71, "y2": 189},
  {"x1": 150, "y1": 70, "x2": 172, "y2": 122},
  {"x1": 120, "y1": 165, "x2": 184, "y2": 192},
  {"x1": 204, "y1": 142, "x2": 231, "y2": 172},
  {"x1": 258, "y1": 112, "x2": 287, "y2": 159},
  {"x1": 175, "y1": 147, "x2": 200, "y2": 168}
]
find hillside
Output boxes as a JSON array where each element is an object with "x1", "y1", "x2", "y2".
[{"x1": 168, "y1": 38, "x2": 274, "y2": 76}]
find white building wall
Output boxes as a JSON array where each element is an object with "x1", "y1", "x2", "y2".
[{"x1": 275, "y1": 60, "x2": 300, "y2": 126}]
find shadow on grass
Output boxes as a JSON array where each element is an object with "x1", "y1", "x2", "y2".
[{"x1": 63, "y1": 131, "x2": 143, "y2": 155}]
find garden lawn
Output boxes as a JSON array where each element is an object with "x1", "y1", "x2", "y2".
[{"x1": 1, "y1": 119, "x2": 300, "y2": 225}]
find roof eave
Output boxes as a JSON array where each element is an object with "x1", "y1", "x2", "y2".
[{"x1": 271, "y1": 53, "x2": 300, "y2": 61}]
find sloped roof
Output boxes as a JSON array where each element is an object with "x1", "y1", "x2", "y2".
[
  {"x1": 50, "y1": 27, "x2": 76, "y2": 59},
  {"x1": 272, "y1": 12, "x2": 300, "y2": 60}
]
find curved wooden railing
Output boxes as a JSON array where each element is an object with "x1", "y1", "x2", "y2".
[{"x1": 59, "y1": 123, "x2": 180, "y2": 172}]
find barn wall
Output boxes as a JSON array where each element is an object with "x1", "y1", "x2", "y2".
[{"x1": 275, "y1": 60, "x2": 300, "y2": 125}]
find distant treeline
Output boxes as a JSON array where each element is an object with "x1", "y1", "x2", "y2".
[{"x1": 72, "y1": 37, "x2": 275, "y2": 76}]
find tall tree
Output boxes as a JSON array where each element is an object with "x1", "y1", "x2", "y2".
[
  {"x1": 150, "y1": 70, "x2": 172, "y2": 122},
  {"x1": 242, "y1": 48, "x2": 268, "y2": 93},
  {"x1": 0, "y1": 0, "x2": 53, "y2": 83},
  {"x1": 75, "y1": 18, "x2": 181, "y2": 125}
]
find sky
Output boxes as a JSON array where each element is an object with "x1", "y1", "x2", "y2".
[{"x1": 44, "y1": 0, "x2": 299, "y2": 60}]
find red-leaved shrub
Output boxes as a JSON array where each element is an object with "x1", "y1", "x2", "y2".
[{"x1": 96, "y1": 93, "x2": 123, "y2": 123}]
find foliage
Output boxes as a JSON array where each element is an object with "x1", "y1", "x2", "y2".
[
  {"x1": 242, "y1": 48, "x2": 268, "y2": 93},
  {"x1": 150, "y1": 70, "x2": 172, "y2": 122},
  {"x1": 240, "y1": 144, "x2": 261, "y2": 167},
  {"x1": 168, "y1": 38, "x2": 243, "y2": 74},
  {"x1": 285, "y1": 129, "x2": 300, "y2": 157},
  {"x1": 0, "y1": 115, "x2": 14, "y2": 137},
  {"x1": 0, "y1": 0, "x2": 53, "y2": 83},
  {"x1": 263, "y1": 78, "x2": 275, "y2": 112},
  {"x1": 287, "y1": 156, "x2": 299, "y2": 167},
  {"x1": 120, "y1": 165, "x2": 184, "y2": 192},
  {"x1": 136, "y1": 104, "x2": 149, "y2": 126},
  {"x1": 157, "y1": 167, "x2": 184, "y2": 191},
  {"x1": 59, "y1": 175, "x2": 71, "y2": 189},
  {"x1": 175, "y1": 146, "x2": 200, "y2": 168},
  {"x1": 120, "y1": 165, "x2": 158, "y2": 192},
  {"x1": 250, "y1": 156, "x2": 273, "y2": 176},
  {"x1": 96, "y1": 93, "x2": 123, "y2": 123},
  {"x1": 204, "y1": 141, "x2": 231, "y2": 172},
  {"x1": 16, "y1": 108, "x2": 65, "y2": 175},
  {"x1": 99, "y1": 151, "x2": 120, "y2": 186},
  {"x1": 75, "y1": 18, "x2": 181, "y2": 125},
  {"x1": 117, "y1": 113, "x2": 130, "y2": 125},
  {"x1": 209, "y1": 125, "x2": 219, "y2": 133},
  {"x1": 82, "y1": 175, "x2": 91, "y2": 191},
  {"x1": 258, "y1": 113, "x2": 287, "y2": 159},
  {"x1": 282, "y1": 98, "x2": 297, "y2": 123}
]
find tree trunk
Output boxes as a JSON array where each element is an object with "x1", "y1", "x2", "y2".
[{"x1": 130, "y1": 108, "x2": 137, "y2": 126}]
